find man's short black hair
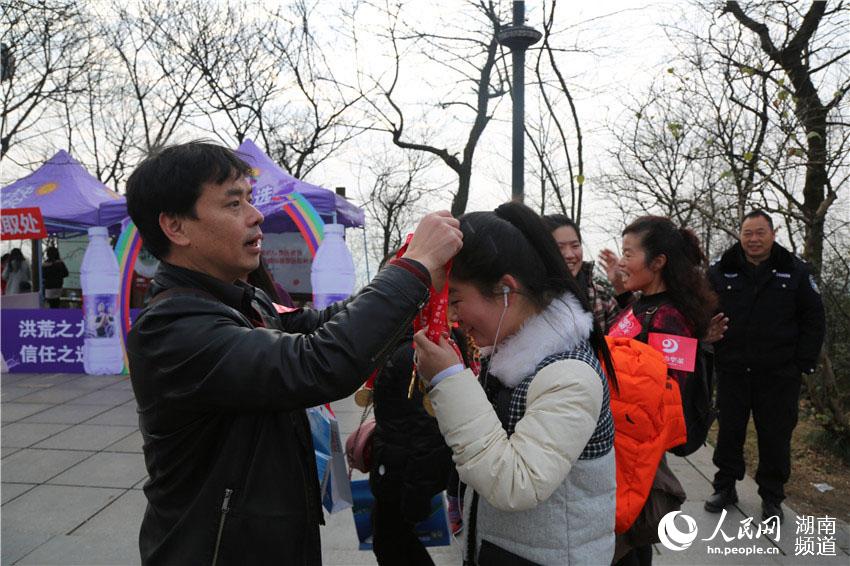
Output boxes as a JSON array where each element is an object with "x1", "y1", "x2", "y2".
[
  {"x1": 741, "y1": 209, "x2": 774, "y2": 230},
  {"x1": 126, "y1": 141, "x2": 252, "y2": 260}
]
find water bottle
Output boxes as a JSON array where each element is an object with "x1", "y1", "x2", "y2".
[
  {"x1": 81, "y1": 226, "x2": 123, "y2": 375},
  {"x1": 311, "y1": 224, "x2": 356, "y2": 309}
]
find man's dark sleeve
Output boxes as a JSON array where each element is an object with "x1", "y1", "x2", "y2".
[
  {"x1": 277, "y1": 258, "x2": 431, "y2": 334},
  {"x1": 277, "y1": 299, "x2": 351, "y2": 334},
  {"x1": 794, "y1": 264, "x2": 826, "y2": 374},
  {"x1": 129, "y1": 264, "x2": 428, "y2": 412}
]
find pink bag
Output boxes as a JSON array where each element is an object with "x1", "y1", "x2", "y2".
[{"x1": 345, "y1": 418, "x2": 376, "y2": 473}]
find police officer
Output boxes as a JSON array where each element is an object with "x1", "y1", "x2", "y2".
[{"x1": 704, "y1": 210, "x2": 825, "y2": 523}]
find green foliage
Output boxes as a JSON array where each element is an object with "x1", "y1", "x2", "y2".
[{"x1": 667, "y1": 121, "x2": 683, "y2": 139}]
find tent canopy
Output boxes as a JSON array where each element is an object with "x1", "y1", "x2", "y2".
[
  {"x1": 1, "y1": 150, "x2": 123, "y2": 234},
  {"x1": 236, "y1": 139, "x2": 365, "y2": 232},
  {"x1": 97, "y1": 140, "x2": 364, "y2": 235},
  {"x1": 2, "y1": 144, "x2": 364, "y2": 237}
]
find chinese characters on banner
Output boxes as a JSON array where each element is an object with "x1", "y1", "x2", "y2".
[
  {"x1": 1, "y1": 309, "x2": 139, "y2": 373},
  {"x1": 261, "y1": 232, "x2": 313, "y2": 294},
  {"x1": 1, "y1": 207, "x2": 47, "y2": 240}
]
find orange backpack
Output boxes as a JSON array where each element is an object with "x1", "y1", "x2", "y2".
[{"x1": 604, "y1": 336, "x2": 686, "y2": 533}]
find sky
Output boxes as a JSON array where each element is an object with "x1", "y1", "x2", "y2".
[
  {"x1": 4, "y1": 0, "x2": 817, "y2": 279},
  {"x1": 329, "y1": 0, "x2": 686, "y2": 269}
]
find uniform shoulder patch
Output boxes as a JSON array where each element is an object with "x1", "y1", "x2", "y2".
[{"x1": 809, "y1": 274, "x2": 820, "y2": 294}]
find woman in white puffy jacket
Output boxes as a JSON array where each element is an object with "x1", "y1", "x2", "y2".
[{"x1": 414, "y1": 202, "x2": 618, "y2": 565}]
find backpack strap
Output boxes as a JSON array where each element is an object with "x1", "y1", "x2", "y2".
[
  {"x1": 636, "y1": 305, "x2": 659, "y2": 344},
  {"x1": 464, "y1": 490, "x2": 480, "y2": 566},
  {"x1": 147, "y1": 286, "x2": 219, "y2": 306}
]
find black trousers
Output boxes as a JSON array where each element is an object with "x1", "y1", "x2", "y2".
[
  {"x1": 372, "y1": 496, "x2": 434, "y2": 566},
  {"x1": 711, "y1": 366, "x2": 802, "y2": 503}
]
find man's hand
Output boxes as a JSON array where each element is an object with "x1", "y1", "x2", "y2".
[
  {"x1": 413, "y1": 329, "x2": 462, "y2": 383},
  {"x1": 403, "y1": 211, "x2": 463, "y2": 290},
  {"x1": 704, "y1": 313, "x2": 729, "y2": 344},
  {"x1": 598, "y1": 248, "x2": 625, "y2": 294}
]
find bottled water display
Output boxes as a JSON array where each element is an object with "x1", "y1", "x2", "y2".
[
  {"x1": 81, "y1": 226, "x2": 123, "y2": 375},
  {"x1": 311, "y1": 224, "x2": 355, "y2": 309}
]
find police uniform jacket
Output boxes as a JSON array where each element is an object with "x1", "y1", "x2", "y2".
[{"x1": 708, "y1": 242, "x2": 825, "y2": 374}]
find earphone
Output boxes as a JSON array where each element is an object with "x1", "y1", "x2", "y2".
[{"x1": 480, "y1": 284, "x2": 512, "y2": 391}]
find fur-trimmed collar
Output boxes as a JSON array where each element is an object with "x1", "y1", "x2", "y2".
[{"x1": 486, "y1": 291, "x2": 594, "y2": 388}]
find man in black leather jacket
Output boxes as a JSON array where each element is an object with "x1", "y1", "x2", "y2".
[
  {"x1": 704, "y1": 210, "x2": 825, "y2": 523},
  {"x1": 125, "y1": 141, "x2": 462, "y2": 565}
]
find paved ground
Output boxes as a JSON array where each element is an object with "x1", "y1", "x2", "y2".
[{"x1": 1, "y1": 371, "x2": 848, "y2": 565}]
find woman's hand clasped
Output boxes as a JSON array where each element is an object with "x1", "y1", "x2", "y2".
[{"x1": 412, "y1": 329, "x2": 463, "y2": 384}]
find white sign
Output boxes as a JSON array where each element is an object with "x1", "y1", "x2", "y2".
[{"x1": 261, "y1": 232, "x2": 313, "y2": 294}]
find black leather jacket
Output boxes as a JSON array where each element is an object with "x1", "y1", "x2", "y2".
[
  {"x1": 128, "y1": 262, "x2": 428, "y2": 565},
  {"x1": 708, "y1": 242, "x2": 825, "y2": 373}
]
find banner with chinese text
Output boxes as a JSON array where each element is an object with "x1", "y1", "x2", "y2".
[
  {"x1": 1, "y1": 207, "x2": 47, "y2": 240},
  {"x1": 261, "y1": 232, "x2": 313, "y2": 294},
  {"x1": 1, "y1": 308, "x2": 139, "y2": 373}
]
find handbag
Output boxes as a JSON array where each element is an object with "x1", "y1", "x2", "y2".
[
  {"x1": 345, "y1": 416, "x2": 376, "y2": 473},
  {"x1": 614, "y1": 455, "x2": 685, "y2": 559}
]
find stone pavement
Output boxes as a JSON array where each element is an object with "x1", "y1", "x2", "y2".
[{"x1": 2, "y1": 371, "x2": 848, "y2": 565}]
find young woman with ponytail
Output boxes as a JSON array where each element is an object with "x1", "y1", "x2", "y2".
[
  {"x1": 607, "y1": 216, "x2": 718, "y2": 566},
  {"x1": 413, "y1": 201, "x2": 617, "y2": 565}
]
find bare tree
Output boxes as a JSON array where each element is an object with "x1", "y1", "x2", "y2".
[
  {"x1": 109, "y1": 1, "x2": 208, "y2": 155},
  {"x1": 525, "y1": 0, "x2": 586, "y2": 221},
  {"x1": 265, "y1": 0, "x2": 365, "y2": 180},
  {"x1": 144, "y1": 0, "x2": 282, "y2": 148},
  {"x1": 359, "y1": 148, "x2": 437, "y2": 262},
  {"x1": 720, "y1": 0, "x2": 849, "y2": 275},
  {"x1": 0, "y1": 0, "x2": 96, "y2": 164},
  {"x1": 56, "y1": 57, "x2": 141, "y2": 188},
  {"x1": 353, "y1": 0, "x2": 509, "y2": 216}
]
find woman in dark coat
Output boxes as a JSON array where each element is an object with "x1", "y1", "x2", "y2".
[{"x1": 369, "y1": 327, "x2": 456, "y2": 566}]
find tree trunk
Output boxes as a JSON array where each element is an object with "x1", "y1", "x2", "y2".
[{"x1": 452, "y1": 166, "x2": 472, "y2": 218}]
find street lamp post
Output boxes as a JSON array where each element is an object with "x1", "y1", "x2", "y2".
[{"x1": 497, "y1": 1, "x2": 541, "y2": 203}]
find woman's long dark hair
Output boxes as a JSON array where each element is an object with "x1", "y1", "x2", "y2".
[
  {"x1": 452, "y1": 201, "x2": 617, "y2": 387},
  {"x1": 623, "y1": 216, "x2": 718, "y2": 336}
]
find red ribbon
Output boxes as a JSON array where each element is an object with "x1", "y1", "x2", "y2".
[{"x1": 396, "y1": 234, "x2": 462, "y2": 363}]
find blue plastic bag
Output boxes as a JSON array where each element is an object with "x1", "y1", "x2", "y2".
[
  {"x1": 306, "y1": 405, "x2": 353, "y2": 513},
  {"x1": 350, "y1": 479, "x2": 451, "y2": 551}
]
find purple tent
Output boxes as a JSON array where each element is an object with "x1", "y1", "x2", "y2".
[
  {"x1": 235, "y1": 139, "x2": 365, "y2": 232},
  {"x1": 93, "y1": 140, "x2": 365, "y2": 235},
  {"x1": 1, "y1": 150, "x2": 123, "y2": 233}
]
